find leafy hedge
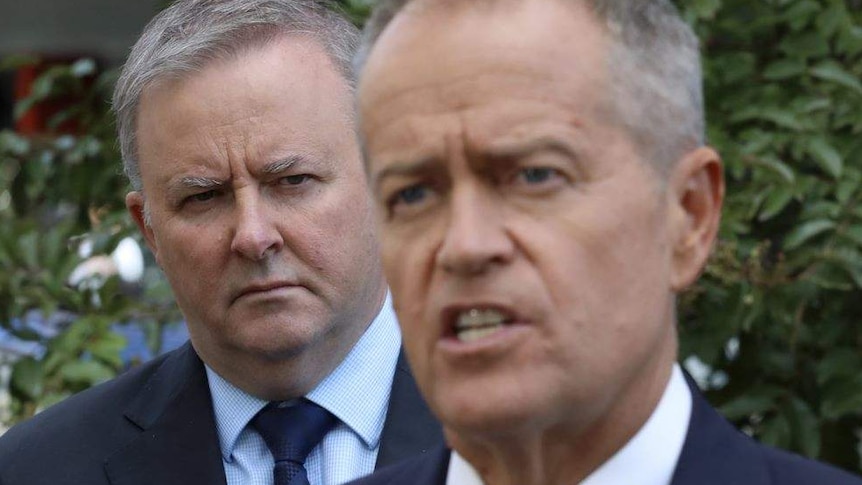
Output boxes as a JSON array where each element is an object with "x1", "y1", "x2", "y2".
[
  {"x1": 0, "y1": 0, "x2": 859, "y2": 474},
  {"x1": 678, "y1": 0, "x2": 862, "y2": 472}
]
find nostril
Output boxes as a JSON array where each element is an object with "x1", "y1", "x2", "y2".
[{"x1": 231, "y1": 223, "x2": 283, "y2": 261}]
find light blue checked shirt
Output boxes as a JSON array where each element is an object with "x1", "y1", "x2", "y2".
[{"x1": 205, "y1": 294, "x2": 401, "y2": 485}]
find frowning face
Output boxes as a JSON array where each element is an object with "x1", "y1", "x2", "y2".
[
  {"x1": 359, "y1": 0, "x2": 699, "y2": 438},
  {"x1": 128, "y1": 37, "x2": 386, "y2": 398}
]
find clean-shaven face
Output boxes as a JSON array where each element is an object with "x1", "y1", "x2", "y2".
[
  {"x1": 129, "y1": 36, "x2": 386, "y2": 397},
  {"x1": 359, "y1": 0, "x2": 682, "y2": 437}
]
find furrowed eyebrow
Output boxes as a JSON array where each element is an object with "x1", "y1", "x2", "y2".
[
  {"x1": 167, "y1": 176, "x2": 225, "y2": 199},
  {"x1": 373, "y1": 155, "x2": 439, "y2": 192},
  {"x1": 167, "y1": 177, "x2": 225, "y2": 201},
  {"x1": 178, "y1": 176, "x2": 224, "y2": 189},
  {"x1": 262, "y1": 154, "x2": 307, "y2": 176}
]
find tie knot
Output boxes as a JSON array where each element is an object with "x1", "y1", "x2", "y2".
[{"x1": 251, "y1": 399, "x2": 338, "y2": 466}]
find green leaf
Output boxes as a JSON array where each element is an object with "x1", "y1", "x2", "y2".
[
  {"x1": 731, "y1": 107, "x2": 807, "y2": 131},
  {"x1": 753, "y1": 156, "x2": 796, "y2": 184},
  {"x1": 786, "y1": 398, "x2": 820, "y2": 458},
  {"x1": 835, "y1": 176, "x2": 859, "y2": 204},
  {"x1": 760, "y1": 411, "x2": 792, "y2": 448},
  {"x1": 817, "y1": 349, "x2": 862, "y2": 385},
  {"x1": 783, "y1": 219, "x2": 836, "y2": 251},
  {"x1": 779, "y1": 32, "x2": 829, "y2": 59},
  {"x1": 690, "y1": 0, "x2": 722, "y2": 20},
  {"x1": 759, "y1": 186, "x2": 794, "y2": 221},
  {"x1": 810, "y1": 62, "x2": 862, "y2": 96},
  {"x1": 815, "y1": 4, "x2": 848, "y2": 39},
  {"x1": 806, "y1": 137, "x2": 843, "y2": 178},
  {"x1": 11, "y1": 357, "x2": 44, "y2": 400},
  {"x1": 89, "y1": 332, "x2": 127, "y2": 368},
  {"x1": 60, "y1": 360, "x2": 116, "y2": 386},
  {"x1": 844, "y1": 226, "x2": 862, "y2": 248},
  {"x1": 720, "y1": 391, "x2": 778, "y2": 420},
  {"x1": 763, "y1": 59, "x2": 807, "y2": 80},
  {"x1": 17, "y1": 231, "x2": 39, "y2": 269},
  {"x1": 821, "y1": 375, "x2": 862, "y2": 420},
  {"x1": 783, "y1": 1, "x2": 820, "y2": 32}
]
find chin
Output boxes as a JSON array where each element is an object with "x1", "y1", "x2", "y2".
[
  {"x1": 432, "y1": 383, "x2": 547, "y2": 439},
  {"x1": 227, "y1": 319, "x2": 325, "y2": 360}
]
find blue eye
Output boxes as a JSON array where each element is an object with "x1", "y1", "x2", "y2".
[
  {"x1": 191, "y1": 190, "x2": 217, "y2": 202},
  {"x1": 281, "y1": 174, "x2": 310, "y2": 185},
  {"x1": 395, "y1": 185, "x2": 427, "y2": 205},
  {"x1": 520, "y1": 167, "x2": 556, "y2": 184}
]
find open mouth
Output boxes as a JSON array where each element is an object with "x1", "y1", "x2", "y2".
[{"x1": 452, "y1": 308, "x2": 514, "y2": 343}]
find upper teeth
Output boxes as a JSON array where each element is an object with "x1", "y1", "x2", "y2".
[{"x1": 456, "y1": 308, "x2": 508, "y2": 331}]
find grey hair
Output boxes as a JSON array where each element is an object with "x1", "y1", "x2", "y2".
[
  {"x1": 113, "y1": 0, "x2": 360, "y2": 191},
  {"x1": 356, "y1": 0, "x2": 703, "y2": 174}
]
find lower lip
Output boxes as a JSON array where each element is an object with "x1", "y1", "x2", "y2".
[
  {"x1": 438, "y1": 321, "x2": 530, "y2": 357},
  {"x1": 236, "y1": 285, "x2": 304, "y2": 302}
]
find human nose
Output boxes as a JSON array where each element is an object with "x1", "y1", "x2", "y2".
[
  {"x1": 230, "y1": 192, "x2": 284, "y2": 261},
  {"x1": 435, "y1": 184, "x2": 515, "y2": 276}
]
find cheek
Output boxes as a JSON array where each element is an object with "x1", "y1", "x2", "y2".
[
  {"x1": 382, "y1": 229, "x2": 435, "y2": 344},
  {"x1": 298, "y1": 191, "x2": 375, "y2": 272},
  {"x1": 381, "y1": 225, "x2": 435, "y2": 298},
  {"x1": 525, "y1": 197, "x2": 669, "y2": 318},
  {"x1": 155, "y1": 223, "x2": 215, "y2": 268}
]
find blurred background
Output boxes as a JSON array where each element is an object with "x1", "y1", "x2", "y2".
[{"x1": 0, "y1": 0, "x2": 860, "y2": 476}]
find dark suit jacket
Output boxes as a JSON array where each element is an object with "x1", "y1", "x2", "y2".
[
  {"x1": 0, "y1": 342, "x2": 443, "y2": 485},
  {"x1": 348, "y1": 375, "x2": 862, "y2": 485}
]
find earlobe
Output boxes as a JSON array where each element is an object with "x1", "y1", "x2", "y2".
[
  {"x1": 125, "y1": 191, "x2": 160, "y2": 265},
  {"x1": 669, "y1": 146, "x2": 724, "y2": 291}
]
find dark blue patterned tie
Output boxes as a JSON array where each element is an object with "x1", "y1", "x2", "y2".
[{"x1": 251, "y1": 399, "x2": 338, "y2": 485}]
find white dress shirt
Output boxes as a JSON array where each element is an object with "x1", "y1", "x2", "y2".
[
  {"x1": 206, "y1": 293, "x2": 402, "y2": 485},
  {"x1": 446, "y1": 364, "x2": 692, "y2": 485}
]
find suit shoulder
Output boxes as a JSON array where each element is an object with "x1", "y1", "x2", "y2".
[
  {"x1": 761, "y1": 445, "x2": 862, "y2": 485},
  {"x1": 0, "y1": 347, "x2": 186, "y2": 472}
]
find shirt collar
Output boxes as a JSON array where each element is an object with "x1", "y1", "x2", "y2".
[
  {"x1": 306, "y1": 292, "x2": 401, "y2": 449},
  {"x1": 446, "y1": 364, "x2": 692, "y2": 485},
  {"x1": 205, "y1": 365, "x2": 268, "y2": 461},
  {"x1": 205, "y1": 292, "x2": 401, "y2": 460},
  {"x1": 580, "y1": 363, "x2": 692, "y2": 485}
]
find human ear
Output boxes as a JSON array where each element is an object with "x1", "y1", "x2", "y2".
[
  {"x1": 668, "y1": 146, "x2": 724, "y2": 291},
  {"x1": 126, "y1": 191, "x2": 161, "y2": 266}
]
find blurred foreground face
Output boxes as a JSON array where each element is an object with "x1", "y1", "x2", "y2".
[
  {"x1": 128, "y1": 37, "x2": 384, "y2": 398},
  {"x1": 359, "y1": 0, "x2": 683, "y2": 436}
]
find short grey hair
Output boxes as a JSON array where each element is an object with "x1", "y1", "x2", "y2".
[
  {"x1": 356, "y1": 0, "x2": 703, "y2": 174},
  {"x1": 113, "y1": 0, "x2": 360, "y2": 191}
]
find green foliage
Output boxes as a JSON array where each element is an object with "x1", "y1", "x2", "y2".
[
  {"x1": 0, "y1": 59, "x2": 179, "y2": 423},
  {"x1": 677, "y1": 0, "x2": 862, "y2": 473}
]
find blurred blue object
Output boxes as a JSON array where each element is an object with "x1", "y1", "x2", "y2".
[
  {"x1": 0, "y1": 327, "x2": 44, "y2": 360},
  {"x1": 113, "y1": 321, "x2": 189, "y2": 368},
  {"x1": 0, "y1": 309, "x2": 188, "y2": 367}
]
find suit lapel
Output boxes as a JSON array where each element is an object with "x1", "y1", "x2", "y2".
[
  {"x1": 670, "y1": 373, "x2": 771, "y2": 485},
  {"x1": 397, "y1": 447, "x2": 450, "y2": 485},
  {"x1": 104, "y1": 344, "x2": 227, "y2": 485},
  {"x1": 376, "y1": 349, "x2": 444, "y2": 468}
]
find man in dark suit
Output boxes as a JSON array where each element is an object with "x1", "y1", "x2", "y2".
[
  {"x1": 350, "y1": 0, "x2": 862, "y2": 484},
  {"x1": 0, "y1": 1, "x2": 441, "y2": 484}
]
